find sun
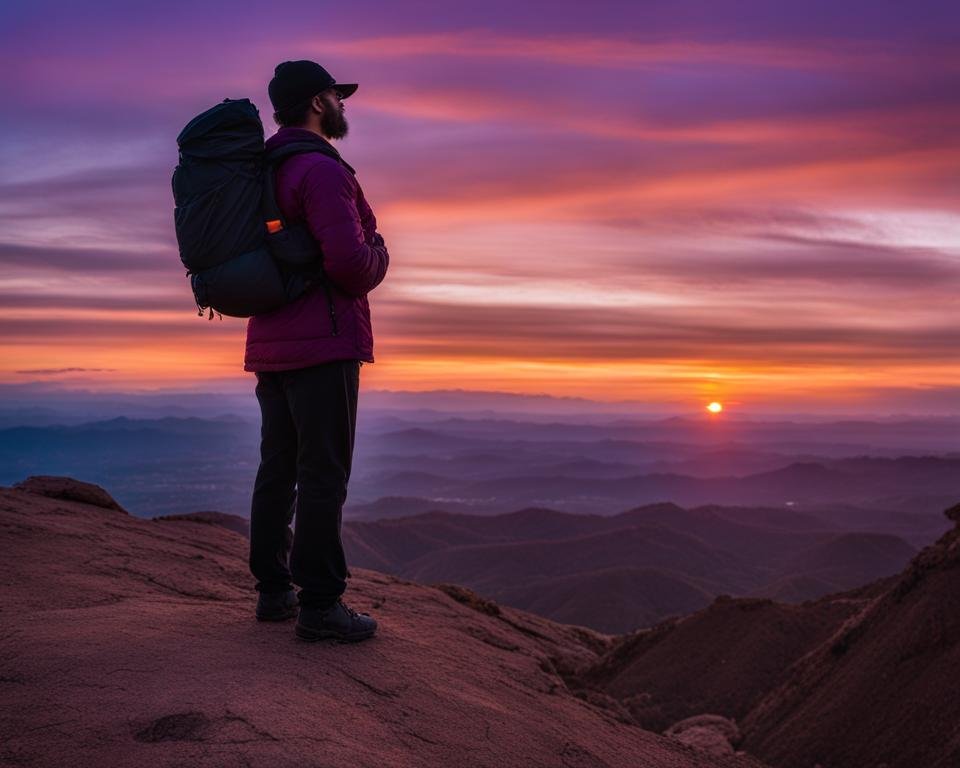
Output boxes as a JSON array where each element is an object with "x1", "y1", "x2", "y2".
[{"x1": 706, "y1": 401, "x2": 723, "y2": 414}]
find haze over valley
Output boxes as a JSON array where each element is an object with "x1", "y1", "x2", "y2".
[{"x1": 3, "y1": 386, "x2": 956, "y2": 637}]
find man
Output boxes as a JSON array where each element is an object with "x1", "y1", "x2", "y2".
[{"x1": 245, "y1": 60, "x2": 389, "y2": 642}]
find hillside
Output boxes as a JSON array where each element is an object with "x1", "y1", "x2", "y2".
[
  {"x1": 565, "y1": 502, "x2": 960, "y2": 768},
  {"x1": 343, "y1": 505, "x2": 918, "y2": 633},
  {"x1": 0, "y1": 476, "x2": 765, "y2": 768},
  {"x1": 739, "y1": 503, "x2": 960, "y2": 768},
  {"x1": 569, "y1": 594, "x2": 864, "y2": 733}
]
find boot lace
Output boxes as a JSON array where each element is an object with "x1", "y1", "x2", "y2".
[{"x1": 337, "y1": 597, "x2": 362, "y2": 618}]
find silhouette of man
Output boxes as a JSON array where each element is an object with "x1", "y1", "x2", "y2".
[{"x1": 245, "y1": 61, "x2": 388, "y2": 642}]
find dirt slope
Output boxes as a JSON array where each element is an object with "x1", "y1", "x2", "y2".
[{"x1": 740, "y1": 504, "x2": 960, "y2": 768}]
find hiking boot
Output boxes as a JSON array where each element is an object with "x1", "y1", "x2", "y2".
[
  {"x1": 295, "y1": 598, "x2": 378, "y2": 643},
  {"x1": 255, "y1": 589, "x2": 299, "y2": 622}
]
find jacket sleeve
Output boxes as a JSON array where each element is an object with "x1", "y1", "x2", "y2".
[
  {"x1": 300, "y1": 160, "x2": 389, "y2": 297},
  {"x1": 356, "y1": 184, "x2": 379, "y2": 242}
]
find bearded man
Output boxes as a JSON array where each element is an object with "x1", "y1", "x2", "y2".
[{"x1": 245, "y1": 60, "x2": 388, "y2": 643}]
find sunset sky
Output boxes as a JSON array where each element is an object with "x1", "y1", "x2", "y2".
[{"x1": 2, "y1": 1, "x2": 958, "y2": 413}]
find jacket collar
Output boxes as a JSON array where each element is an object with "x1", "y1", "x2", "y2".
[{"x1": 265, "y1": 127, "x2": 355, "y2": 174}]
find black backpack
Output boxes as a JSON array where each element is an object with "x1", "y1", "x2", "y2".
[{"x1": 172, "y1": 98, "x2": 341, "y2": 321}]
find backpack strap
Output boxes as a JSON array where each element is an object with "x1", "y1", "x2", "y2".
[
  {"x1": 259, "y1": 138, "x2": 352, "y2": 337},
  {"x1": 261, "y1": 139, "x2": 356, "y2": 227},
  {"x1": 265, "y1": 140, "x2": 356, "y2": 175}
]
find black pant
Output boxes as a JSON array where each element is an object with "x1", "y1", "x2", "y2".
[{"x1": 249, "y1": 359, "x2": 359, "y2": 608}]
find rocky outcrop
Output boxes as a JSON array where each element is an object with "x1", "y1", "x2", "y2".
[
  {"x1": 666, "y1": 715, "x2": 742, "y2": 758},
  {"x1": 13, "y1": 475, "x2": 127, "y2": 512}
]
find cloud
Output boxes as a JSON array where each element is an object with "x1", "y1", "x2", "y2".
[
  {"x1": 320, "y1": 30, "x2": 957, "y2": 75},
  {"x1": 16, "y1": 367, "x2": 117, "y2": 375},
  {"x1": 1, "y1": 3, "x2": 958, "y2": 408},
  {"x1": 619, "y1": 237, "x2": 960, "y2": 291},
  {"x1": 0, "y1": 242, "x2": 174, "y2": 273},
  {"x1": 369, "y1": 296, "x2": 960, "y2": 365},
  {"x1": 0, "y1": 291, "x2": 194, "y2": 311}
]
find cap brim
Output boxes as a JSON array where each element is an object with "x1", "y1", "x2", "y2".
[{"x1": 335, "y1": 83, "x2": 358, "y2": 99}]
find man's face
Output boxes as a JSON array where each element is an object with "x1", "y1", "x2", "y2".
[{"x1": 318, "y1": 89, "x2": 348, "y2": 139}]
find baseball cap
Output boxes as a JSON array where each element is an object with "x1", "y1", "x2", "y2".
[{"x1": 268, "y1": 60, "x2": 358, "y2": 113}]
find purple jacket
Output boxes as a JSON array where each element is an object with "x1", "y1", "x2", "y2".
[{"x1": 244, "y1": 128, "x2": 389, "y2": 371}]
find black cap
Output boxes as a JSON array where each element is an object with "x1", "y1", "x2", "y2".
[{"x1": 268, "y1": 60, "x2": 358, "y2": 113}]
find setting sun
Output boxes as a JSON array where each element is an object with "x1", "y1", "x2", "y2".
[{"x1": 707, "y1": 402, "x2": 724, "y2": 414}]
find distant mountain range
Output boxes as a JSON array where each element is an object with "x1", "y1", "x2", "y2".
[
  {"x1": 352, "y1": 455, "x2": 960, "y2": 515},
  {"x1": 4, "y1": 381, "x2": 960, "y2": 426},
  {"x1": 0, "y1": 416, "x2": 260, "y2": 516},
  {"x1": 1, "y1": 414, "x2": 956, "y2": 518}
]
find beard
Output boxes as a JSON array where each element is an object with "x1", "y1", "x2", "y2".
[{"x1": 322, "y1": 105, "x2": 349, "y2": 140}]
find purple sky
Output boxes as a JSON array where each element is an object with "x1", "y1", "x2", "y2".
[{"x1": 1, "y1": 1, "x2": 959, "y2": 414}]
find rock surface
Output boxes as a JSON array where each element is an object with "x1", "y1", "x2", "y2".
[
  {"x1": 665, "y1": 715, "x2": 742, "y2": 757},
  {"x1": 0, "y1": 481, "x2": 767, "y2": 768},
  {"x1": 154, "y1": 510, "x2": 251, "y2": 538}
]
